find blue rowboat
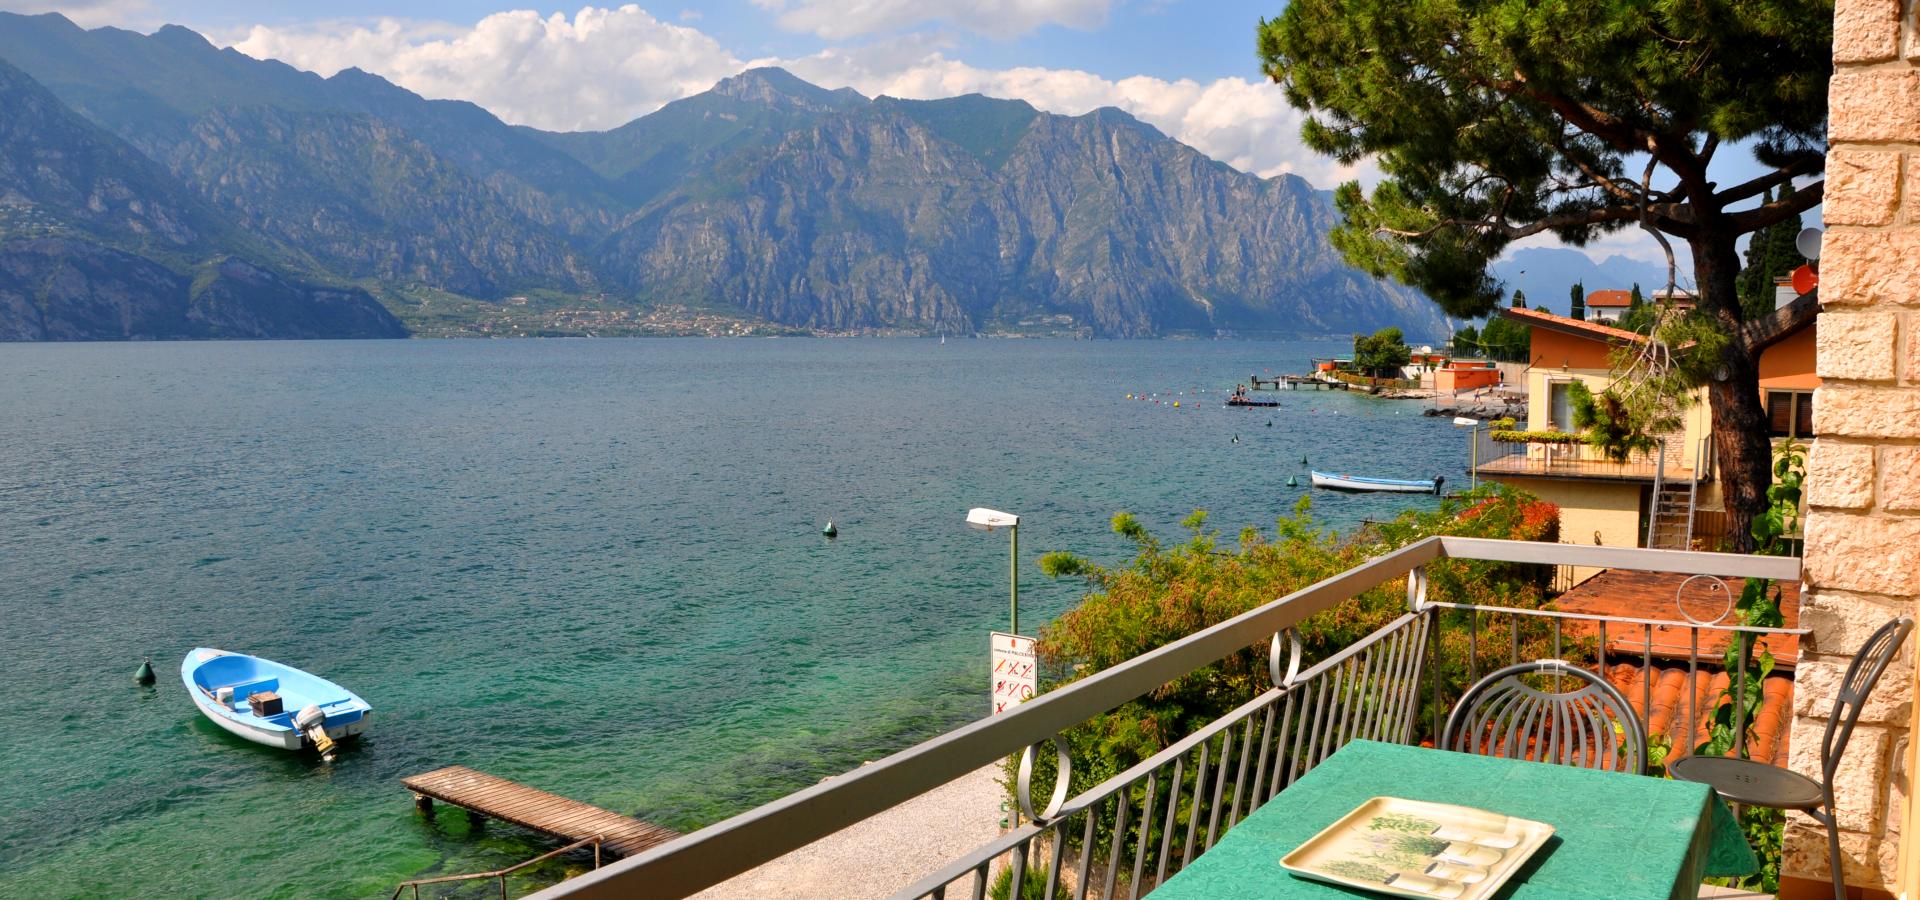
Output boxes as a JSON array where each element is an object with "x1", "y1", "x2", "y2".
[
  {"x1": 1310, "y1": 470, "x2": 1445, "y2": 495},
  {"x1": 181, "y1": 648, "x2": 371, "y2": 758}
]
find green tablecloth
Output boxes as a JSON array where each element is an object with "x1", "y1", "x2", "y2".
[{"x1": 1151, "y1": 740, "x2": 1756, "y2": 900}]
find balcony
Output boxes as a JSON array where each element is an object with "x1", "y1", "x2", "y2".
[
  {"x1": 529, "y1": 539, "x2": 1802, "y2": 900},
  {"x1": 1471, "y1": 429, "x2": 1705, "y2": 484}
]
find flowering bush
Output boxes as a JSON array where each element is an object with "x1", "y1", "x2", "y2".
[{"x1": 1018, "y1": 486, "x2": 1569, "y2": 875}]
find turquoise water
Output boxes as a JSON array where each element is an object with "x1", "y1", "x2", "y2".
[{"x1": 0, "y1": 338, "x2": 1464, "y2": 897}]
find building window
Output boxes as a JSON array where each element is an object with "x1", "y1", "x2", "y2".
[
  {"x1": 1766, "y1": 390, "x2": 1815, "y2": 438},
  {"x1": 1548, "y1": 380, "x2": 1575, "y2": 430}
]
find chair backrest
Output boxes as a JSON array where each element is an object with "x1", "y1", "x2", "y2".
[
  {"x1": 1819, "y1": 617, "x2": 1914, "y2": 791},
  {"x1": 1442, "y1": 659, "x2": 1646, "y2": 775}
]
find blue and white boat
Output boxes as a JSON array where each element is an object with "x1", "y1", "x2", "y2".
[
  {"x1": 1310, "y1": 470, "x2": 1445, "y2": 495},
  {"x1": 181, "y1": 648, "x2": 371, "y2": 759}
]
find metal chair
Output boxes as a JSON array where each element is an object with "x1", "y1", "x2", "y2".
[
  {"x1": 1442, "y1": 658, "x2": 1647, "y2": 774},
  {"x1": 1671, "y1": 615, "x2": 1913, "y2": 900}
]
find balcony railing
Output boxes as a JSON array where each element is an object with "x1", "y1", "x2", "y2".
[
  {"x1": 528, "y1": 538, "x2": 1800, "y2": 900},
  {"x1": 1471, "y1": 430, "x2": 1707, "y2": 484}
]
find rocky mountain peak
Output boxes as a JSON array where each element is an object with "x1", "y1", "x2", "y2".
[{"x1": 710, "y1": 67, "x2": 866, "y2": 112}]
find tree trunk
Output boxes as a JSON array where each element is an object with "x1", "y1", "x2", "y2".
[{"x1": 1692, "y1": 231, "x2": 1771, "y2": 552}]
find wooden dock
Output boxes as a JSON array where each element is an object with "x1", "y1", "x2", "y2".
[{"x1": 403, "y1": 765, "x2": 679, "y2": 858}]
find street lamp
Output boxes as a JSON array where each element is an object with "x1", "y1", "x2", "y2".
[{"x1": 966, "y1": 507, "x2": 1021, "y2": 635}]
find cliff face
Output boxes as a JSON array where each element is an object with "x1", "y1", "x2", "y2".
[
  {"x1": 0, "y1": 239, "x2": 404, "y2": 340},
  {"x1": 598, "y1": 93, "x2": 1444, "y2": 337},
  {"x1": 0, "y1": 13, "x2": 1449, "y2": 340},
  {"x1": 0, "y1": 56, "x2": 405, "y2": 340}
]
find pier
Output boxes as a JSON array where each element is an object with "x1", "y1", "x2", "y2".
[{"x1": 403, "y1": 766, "x2": 679, "y2": 858}]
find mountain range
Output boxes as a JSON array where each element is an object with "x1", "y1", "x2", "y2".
[{"x1": 0, "y1": 13, "x2": 1450, "y2": 341}]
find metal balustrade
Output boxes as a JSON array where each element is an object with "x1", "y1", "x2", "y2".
[{"x1": 529, "y1": 538, "x2": 1800, "y2": 900}]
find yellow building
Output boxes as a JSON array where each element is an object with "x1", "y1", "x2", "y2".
[{"x1": 1473, "y1": 299, "x2": 1817, "y2": 581}]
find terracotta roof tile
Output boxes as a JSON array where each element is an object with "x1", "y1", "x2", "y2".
[
  {"x1": 1554, "y1": 569, "x2": 1801, "y2": 667},
  {"x1": 1499, "y1": 305, "x2": 1650, "y2": 344},
  {"x1": 1605, "y1": 661, "x2": 1793, "y2": 767},
  {"x1": 1586, "y1": 289, "x2": 1634, "y2": 308}
]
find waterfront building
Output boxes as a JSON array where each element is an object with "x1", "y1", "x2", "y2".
[{"x1": 1470, "y1": 300, "x2": 1816, "y2": 584}]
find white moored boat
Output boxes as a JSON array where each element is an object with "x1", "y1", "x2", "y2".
[
  {"x1": 1310, "y1": 470, "x2": 1445, "y2": 494},
  {"x1": 181, "y1": 648, "x2": 371, "y2": 759}
]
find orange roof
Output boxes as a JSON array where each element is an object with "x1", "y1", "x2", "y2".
[
  {"x1": 1586, "y1": 289, "x2": 1633, "y2": 308},
  {"x1": 1554, "y1": 569, "x2": 1802, "y2": 667},
  {"x1": 1606, "y1": 661, "x2": 1793, "y2": 767},
  {"x1": 1498, "y1": 305, "x2": 1648, "y2": 345}
]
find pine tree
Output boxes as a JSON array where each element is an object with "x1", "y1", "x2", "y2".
[
  {"x1": 1261, "y1": 0, "x2": 1828, "y2": 548},
  {"x1": 1569, "y1": 281, "x2": 1586, "y2": 321}
]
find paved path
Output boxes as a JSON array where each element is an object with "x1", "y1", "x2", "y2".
[{"x1": 691, "y1": 765, "x2": 1006, "y2": 899}]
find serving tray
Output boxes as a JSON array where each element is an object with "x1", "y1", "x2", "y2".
[{"x1": 1278, "y1": 797, "x2": 1554, "y2": 899}]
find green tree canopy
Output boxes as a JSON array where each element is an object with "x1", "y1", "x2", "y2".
[
  {"x1": 1258, "y1": 0, "x2": 1830, "y2": 548},
  {"x1": 1353, "y1": 325, "x2": 1412, "y2": 375},
  {"x1": 1569, "y1": 281, "x2": 1586, "y2": 321}
]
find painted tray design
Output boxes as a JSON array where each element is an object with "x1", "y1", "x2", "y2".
[{"x1": 1279, "y1": 797, "x2": 1554, "y2": 899}]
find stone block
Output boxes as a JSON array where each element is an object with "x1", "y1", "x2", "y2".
[
  {"x1": 1808, "y1": 441, "x2": 1874, "y2": 509},
  {"x1": 1830, "y1": 71, "x2": 1920, "y2": 142},
  {"x1": 1825, "y1": 150, "x2": 1901, "y2": 226},
  {"x1": 1834, "y1": 0, "x2": 1900, "y2": 62},
  {"x1": 1790, "y1": 652, "x2": 1912, "y2": 727},
  {"x1": 1882, "y1": 446, "x2": 1920, "y2": 510},
  {"x1": 1819, "y1": 311, "x2": 1897, "y2": 381},
  {"x1": 1814, "y1": 386, "x2": 1920, "y2": 439},
  {"x1": 1820, "y1": 229, "x2": 1920, "y2": 307},
  {"x1": 1803, "y1": 511, "x2": 1920, "y2": 594},
  {"x1": 1907, "y1": 319, "x2": 1920, "y2": 382},
  {"x1": 1796, "y1": 589, "x2": 1918, "y2": 660},
  {"x1": 1783, "y1": 818, "x2": 1896, "y2": 887}
]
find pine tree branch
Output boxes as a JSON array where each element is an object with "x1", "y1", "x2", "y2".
[
  {"x1": 1713, "y1": 158, "x2": 1823, "y2": 207},
  {"x1": 1726, "y1": 182, "x2": 1824, "y2": 232}
]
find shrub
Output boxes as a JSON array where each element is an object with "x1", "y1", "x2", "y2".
[{"x1": 1017, "y1": 486, "x2": 1570, "y2": 876}]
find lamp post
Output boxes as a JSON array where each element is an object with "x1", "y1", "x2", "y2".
[{"x1": 966, "y1": 507, "x2": 1020, "y2": 635}]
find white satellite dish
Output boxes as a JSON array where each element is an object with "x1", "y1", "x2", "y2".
[{"x1": 1796, "y1": 227, "x2": 1824, "y2": 261}]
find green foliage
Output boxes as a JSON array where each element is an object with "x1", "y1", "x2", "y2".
[
  {"x1": 1490, "y1": 430, "x2": 1581, "y2": 444},
  {"x1": 1567, "y1": 380, "x2": 1662, "y2": 461},
  {"x1": 1021, "y1": 487, "x2": 1568, "y2": 874},
  {"x1": 1615, "y1": 303, "x2": 1657, "y2": 335},
  {"x1": 1454, "y1": 313, "x2": 1530, "y2": 362},
  {"x1": 1569, "y1": 282, "x2": 1586, "y2": 321},
  {"x1": 1694, "y1": 442, "x2": 1802, "y2": 896},
  {"x1": 1353, "y1": 326, "x2": 1412, "y2": 376},
  {"x1": 1737, "y1": 185, "x2": 1807, "y2": 321},
  {"x1": 1257, "y1": 0, "x2": 1827, "y2": 319},
  {"x1": 988, "y1": 862, "x2": 1067, "y2": 900}
]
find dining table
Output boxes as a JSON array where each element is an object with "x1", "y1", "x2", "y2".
[{"x1": 1147, "y1": 739, "x2": 1758, "y2": 899}]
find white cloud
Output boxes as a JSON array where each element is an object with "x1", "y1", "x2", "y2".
[
  {"x1": 227, "y1": 5, "x2": 742, "y2": 132},
  {"x1": 772, "y1": 47, "x2": 1370, "y2": 187},
  {"x1": 217, "y1": 6, "x2": 1357, "y2": 186},
  {"x1": 752, "y1": 0, "x2": 1109, "y2": 40}
]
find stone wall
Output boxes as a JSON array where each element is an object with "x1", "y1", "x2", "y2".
[{"x1": 1785, "y1": 0, "x2": 1920, "y2": 892}]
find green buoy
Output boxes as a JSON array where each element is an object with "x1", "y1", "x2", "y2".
[
  {"x1": 134, "y1": 657, "x2": 155, "y2": 686},
  {"x1": 1287, "y1": 475, "x2": 1299, "y2": 488},
  {"x1": 822, "y1": 521, "x2": 838, "y2": 538},
  {"x1": 1300, "y1": 455, "x2": 1309, "y2": 465}
]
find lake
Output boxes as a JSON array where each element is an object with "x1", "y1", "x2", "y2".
[{"x1": 0, "y1": 338, "x2": 1466, "y2": 897}]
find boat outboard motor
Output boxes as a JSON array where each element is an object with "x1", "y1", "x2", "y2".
[
  {"x1": 1432, "y1": 475, "x2": 1447, "y2": 496},
  {"x1": 294, "y1": 704, "x2": 338, "y2": 761}
]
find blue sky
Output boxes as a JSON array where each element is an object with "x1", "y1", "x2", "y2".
[
  {"x1": 95, "y1": 1, "x2": 1281, "y2": 84},
  {"x1": 8, "y1": 0, "x2": 1816, "y2": 276}
]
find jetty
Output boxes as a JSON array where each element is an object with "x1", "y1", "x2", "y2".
[{"x1": 403, "y1": 765, "x2": 679, "y2": 858}]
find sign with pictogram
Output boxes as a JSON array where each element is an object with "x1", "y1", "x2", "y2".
[{"x1": 990, "y1": 631, "x2": 1037, "y2": 715}]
